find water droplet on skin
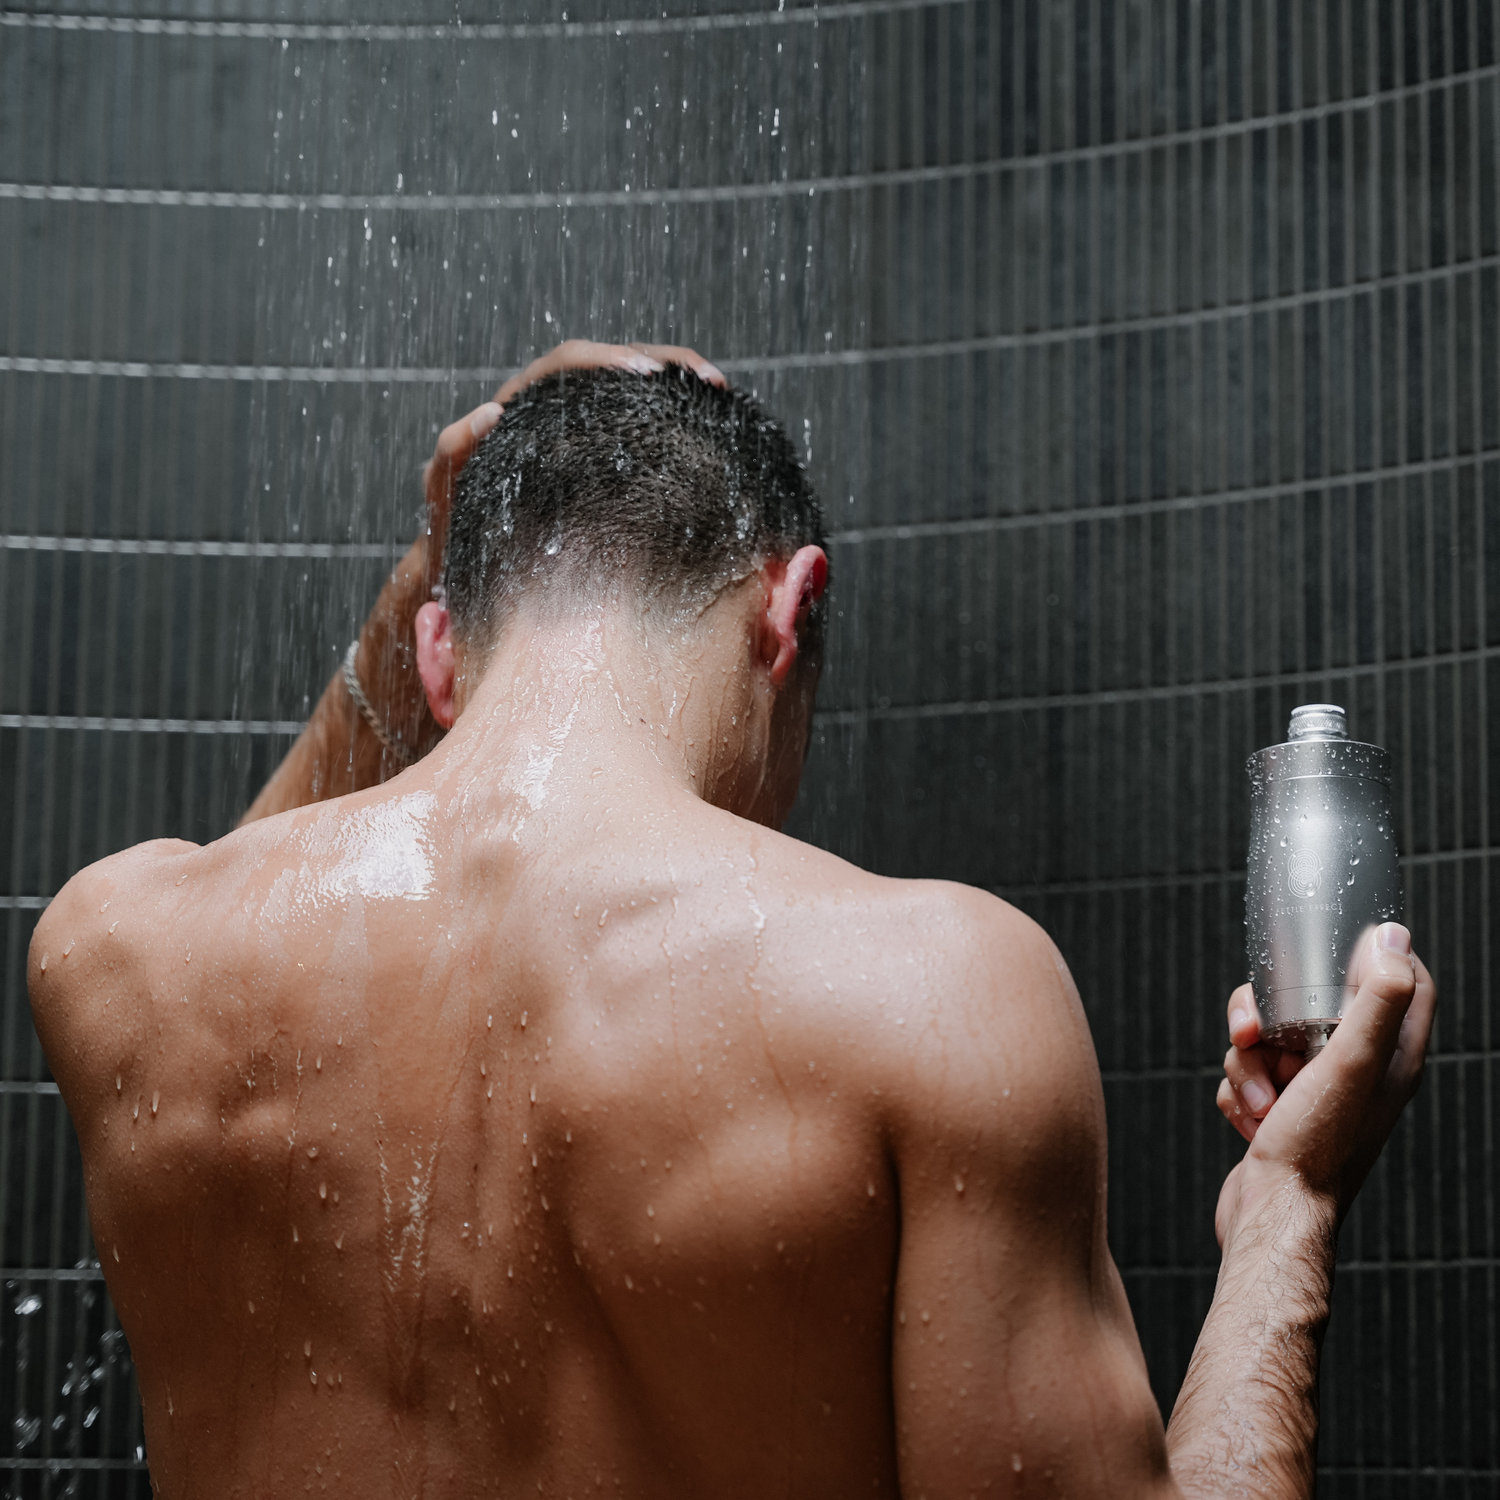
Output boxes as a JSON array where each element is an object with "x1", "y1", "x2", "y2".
[
  {"x1": 315, "y1": 1055, "x2": 322, "y2": 1072},
  {"x1": 921, "y1": 1310, "x2": 931, "y2": 1323},
  {"x1": 954, "y1": 1177, "x2": 965, "y2": 1194},
  {"x1": 108, "y1": 921, "x2": 118, "y2": 934},
  {"x1": 150, "y1": 1091, "x2": 159, "y2": 1116},
  {"x1": 646, "y1": 1205, "x2": 654, "y2": 1218},
  {"x1": 63, "y1": 941, "x2": 74, "y2": 957},
  {"x1": 480, "y1": 1060, "x2": 486, "y2": 1077},
  {"x1": 335, "y1": 1233, "x2": 344, "y2": 1251},
  {"x1": 310, "y1": 1371, "x2": 318, "y2": 1386},
  {"x1": 319, "y1": 1182, "x2": 327, "y2": 1201},
  {"x1": 307, "y1": 1146, "x2": 318, "y2": 1159},
  {"x1": 292, "y1": 1226, "x2": 299, "y2": 1243},
  {"x1": 38, "y1": 954, "x2": 47, "y2": 972},
  {"x1": 487, "y1": 1015, "x2": 493, "y2": 1029},
  {"x1": 1012, "y1": 1455, "x2": 1023, "y2": 1473},
  {"x1": 247, "y1": 1300, "x2": 255, "y2": 1314},
  {"x1": 530, "y1": 1086, "x2": 537, "y2": 1104},
  {"x1": 132, "y1": 1101, "x2": 139, "y2": 1121},
  {"x1": 331, "y1": 1122, "x2": 338, "y2": 1134}
]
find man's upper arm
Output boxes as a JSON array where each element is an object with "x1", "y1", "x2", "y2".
[{"x1": 887, "y1": 890, "x2": 1176, "y2": 1498}]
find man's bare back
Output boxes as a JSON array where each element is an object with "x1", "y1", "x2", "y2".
[
  {"x1": 30, "y1": 345, "x2": 1436, "y2": 1498},
  {"x1": 32, "y1": 735, "x2": 1114, "y2": 1496}
]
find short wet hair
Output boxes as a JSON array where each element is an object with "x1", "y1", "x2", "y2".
[{"x1": 442, "y1": 366, "x2": 826, "y2": 646}]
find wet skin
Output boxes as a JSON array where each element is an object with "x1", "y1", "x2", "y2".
[
  {"x1": 29, "y1": 610, "x2": 1136, "y2": 1497},
  {"x1": 30, "y1": 343, "x2": 1437, "y2": 1498}
]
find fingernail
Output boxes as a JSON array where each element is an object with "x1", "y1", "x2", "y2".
[
  {"x1": 627, "y1": 355, "x2": 665, "y2": 375},
  {"x1": 1377, "y1": 922, "x2": 1411, "y2": 955},
  {"x1": 699, "y1": 361, "x2": 726, "y2": 386},
  {"x1": 1243, "y1": 1080, "x2": 1274, "y2": 1116},
  {"x1": 469, "y1": 402, "x2": 502, "y2": 439},
  {"x1": 1229, "y1": 1005, "x2": 1251, "y2": 1036}
]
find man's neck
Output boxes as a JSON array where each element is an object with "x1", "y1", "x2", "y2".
[{"x1": 431, "y1": 601, "x2": 770, "y2": 823}]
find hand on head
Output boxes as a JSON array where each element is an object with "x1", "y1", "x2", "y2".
[
  {"x1": 410, "y1": 340, "x2": 732, "y2": 728},
  {"x1": 1214, "y1": 923, "x2": 1436, "y2": 1244}
]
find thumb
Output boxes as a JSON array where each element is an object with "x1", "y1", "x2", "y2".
[{"x1": 1321, "y1": 922, "x2": 1417, "y2": 1086}]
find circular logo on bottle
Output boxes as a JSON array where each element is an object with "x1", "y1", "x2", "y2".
[{"x1": 1286, "y1": 848, "x2": 1323, "y2": 899}]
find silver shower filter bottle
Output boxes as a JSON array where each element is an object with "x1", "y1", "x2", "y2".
[{"x1": 1244, "y1": 704, "x2": 1403, "y2": 1055}]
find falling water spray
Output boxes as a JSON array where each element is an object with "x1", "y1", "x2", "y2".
[{"x1": 1244, "y1": 704, "x2": 1403, "y2": 1056}]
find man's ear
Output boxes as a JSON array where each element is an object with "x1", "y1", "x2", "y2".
[
  {"x1": 761, "y1": 545, "x2": 829, "y2": 688},
  {"x1": 415, "y1": 600, "x2": 459, "y2": 728}
]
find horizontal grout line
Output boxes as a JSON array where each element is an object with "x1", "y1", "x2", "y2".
[
  {"x1": 0, "y1": 1459, "x2": 147, "y2": 1471},
  {"x1": 0, "y1": 0, "x2": 966, "y2": 42},
  {"x1": 819, "y1": 644, "x2": 1500, "y2": 725},
  {"x1": 0, "y1": 64, "x2": 1482, "y2": 191},
  {"x1": 1120, "y1": 1261, "x2": 1500, "y2": 1278},
  {"x1": 0, "y1": 1266, "x2": 98, "y2": 1280},
  {"x1": 3, "y1": 452, "x2": 1493, "y2": 562},
  {"x1": 3, "y1": 252, "x2": 1490, "y2": 386},
  {"x1": 733, "y1": 260, "x2": 1500, "y2": 372},
  {"x1": 830, "y1": 452, "x2": 1500, "y2": 545},
  {"x1": 0, "y1": 535, "x2": 400, "y2": 559},
  {"x1": 1099, "y1": 1048, "x2": 1496, "y2": 1084},
  {"x1": 1315, "y1": 1472, "x2": 1500, "y2": 1480},
  {"x1": 0, "y1": 1082, "x2": 60, "y2": 1094},
  {"x1": 994, "y1": 848, "x2": 1493, "y2": 900},
  {"x1": 0, "y1": 895, "x2": 51, "y2": 910},
  {"x1": 0, "y1": 356, "x2": 507, "y2": 384},
  {"x1": 0, "y1": 714, "x2": 304, "y2": 735}
]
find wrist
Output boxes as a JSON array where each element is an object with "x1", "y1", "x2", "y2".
[{"x1": 1218, "y1": 1167, "x2": 1338, "y2": 1318}]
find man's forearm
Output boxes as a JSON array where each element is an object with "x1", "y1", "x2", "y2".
[
  {"x1": 1165, "y1": 1175, "x2": 1337, "y2": 1500},
  {"x1": 239, "y1": 539, "x2": 441, "y2": 824}
]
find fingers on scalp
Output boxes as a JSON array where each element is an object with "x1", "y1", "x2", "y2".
[{"x1": 435, "y1": 418, "x2": 474, "y2": 465}]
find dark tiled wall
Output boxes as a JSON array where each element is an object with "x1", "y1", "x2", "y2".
[{"x1": 1, "y1": 2, "x2": 1496, "y2": 1494}]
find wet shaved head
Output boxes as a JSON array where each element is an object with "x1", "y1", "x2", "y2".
[{"x1": 442, "y1": 365, "x2": 825, "y2": 648}]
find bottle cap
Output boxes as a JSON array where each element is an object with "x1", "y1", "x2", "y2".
[{"x1": 1287, "y1": 703, "x2": 1347, "y2": 741}]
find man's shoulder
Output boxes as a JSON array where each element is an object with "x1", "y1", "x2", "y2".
[
  {"x1": 32, "y1": 837, "x2": 199, "y2": 965},
  {"x1": 759, "y1": 844, "x2": 1102, "y2": 1166},
  {"x1": 29, "y1": 839, "x2": 203, "y2": 1093},
  {"x1": 756, "y1": 830, "x2": 1059, "y2": 994},
  {"x1": 751, "y1": 833, "x2": 1087, "y2": 1074}
]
